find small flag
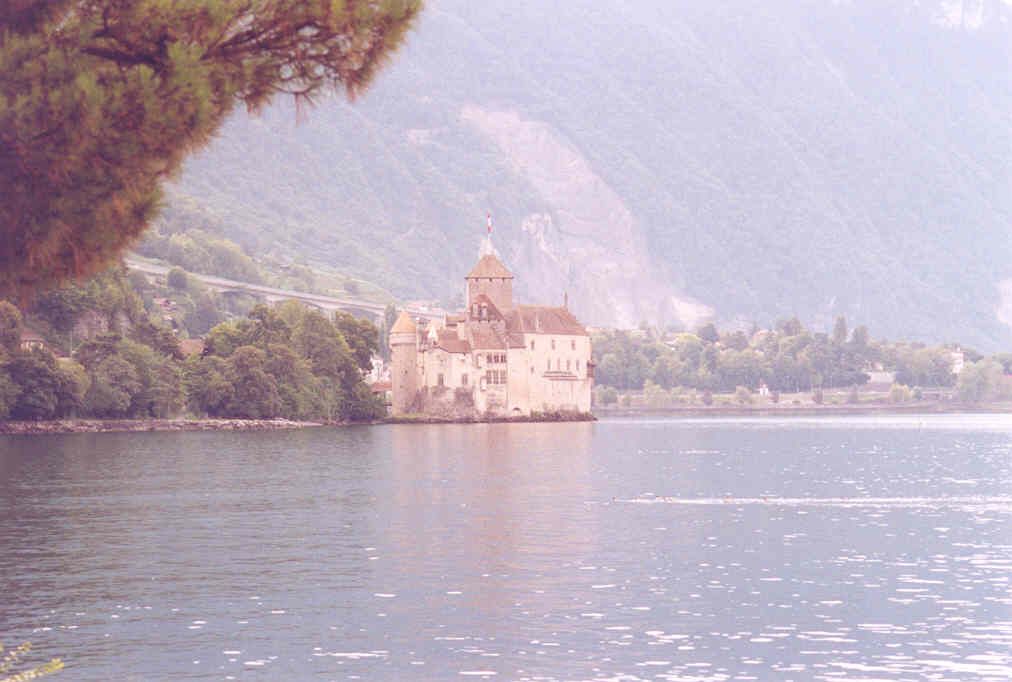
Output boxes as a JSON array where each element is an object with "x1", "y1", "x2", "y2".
[{"x1": 487, "y1": 212, "x2": 493, "y2": 234}]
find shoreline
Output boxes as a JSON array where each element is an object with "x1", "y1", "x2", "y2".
[
  {"x1": 593, "y1": 402, "x2": 1012, "y2": 417},
  {"x1": 0, "y1": 418, "x2": 326, "y2": 436},
  {"x1": 2, "y1": 404, "x2": 1009, "y2": 435}
]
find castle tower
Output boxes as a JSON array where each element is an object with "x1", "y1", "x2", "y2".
[
  {"x1": 466, "y1": 238, "x2": 514, "y2": 312},
  {"x1": 389, "y1": 311, "x2": 418, "y2": 415}
]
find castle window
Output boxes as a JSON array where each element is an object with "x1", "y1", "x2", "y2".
[
  {"x1": 437, "y1": 373, "x2": 444, "y2": 387},
  {"x1": 576, "y1": 360, "x2": 580, "y2": 372},
  {"x1": 530, "y1": 339, "x2": 535, "y2": 350},
  {"x1": 556, "y1": 358, "x2": 561, "y2": 370},
  {"x1": 462, "y1": 373, "x2": 468, "y2": 386},
  {"x1": 546, "y1": 358, "x2": 550, "y2": 371},
  {"x1": 472, "y1": 303, "x2": 479, "y2": 317},
  {"x1": 571, "y1": 340, "x2": 576, "y2": 350},
  {"x1": 551, "y1": 339, "x2": 556, "y2": 350}
]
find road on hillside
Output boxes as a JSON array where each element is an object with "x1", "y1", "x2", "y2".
[{"x1": 125, "y1": 258, "x2": 443, "y2": 320}]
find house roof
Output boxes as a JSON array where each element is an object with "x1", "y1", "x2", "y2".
[
  {"x1": 468, "y1": 293, "x2": 505, "y2": 321},
  {"x1": 390, "y1": 311, "x2": 417, "y2": 334},
  {"x1": 19, "y1": 327, "x2": 45, "y2": 343},
  {"x1": 505, "y1": 306, "x2": 588, "y2": 336},
  {"x1": 466, "y1": 254, "x2": 513, "y2": 279},
  {"x1": 436, "y1": 329, "x2": 471, "y2": 354},
  {"x1": 467, "y1": 324, "x2": 508, "y2": 350},
  {"x1": 179, "y1": 338, "x2": 205, "y2": 357}
]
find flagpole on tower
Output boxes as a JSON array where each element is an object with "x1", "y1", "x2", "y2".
[{"x1": 487, "y1": 212, "x2": 493, "y2": 235}]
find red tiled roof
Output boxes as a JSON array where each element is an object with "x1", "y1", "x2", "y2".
[
  {"x1": 19, "y1": 327, "x2": 45, "y2": 342},
  {"x1": 468, "y1": 294, "x2": 505, "y2": 321},
  {"x1": 436, "y1": 329, "x2": 471, "y2": 354},
  {"x1": 505, "y1": 306, "x2": 588, "y2": 336},
  {"x1": 179, "y1": 338, "x2": 205, "y2": 357},
  {"x1": 466, "y1": 254, "x2": 513, "y2": 279},
  {"x1": 467, "y1": 324, "x2": 507, "y2": 350},
  {"x1": 390, "y1": 311, "x2": 417, "y2": 333}
]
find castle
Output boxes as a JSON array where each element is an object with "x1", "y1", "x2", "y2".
[{"x1": 389, "y1": 238, "x2": 593, "y2": 417}]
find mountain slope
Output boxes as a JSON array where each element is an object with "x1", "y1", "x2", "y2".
[{"x1": 162, "y1": 0, "x2": 1012, "y2": 348}]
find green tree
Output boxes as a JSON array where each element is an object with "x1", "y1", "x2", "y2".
[
  {"x1": 85, "y1": 355, "x2": 142, "y2": 417},
  {"x1": 55, "y1": 358, "x2": 90, "y2": 417},
  {"x1": 341, "y1": 382, "x2": 386, "y2": 422},
  {"x1": 183, "y1": 355, "x2": 234, "y2": 416},
  {"x1": 0, "y1": 350, "x2": 21, "y2": 419},
  {"x1": 0, "y1": 300, "x2": 22, "y2": 353},
  {"x1": 225, "y1": 346, "x2": 280, "y2": 418},
  {"x1": 167, "y1": 268, "x2": 189, "y2": 291},
  {"x1": 775, "y1": 317, "x2": 804, "y2": 337},
  {"x1": 643, "y1": 379, "x2": 671, "y2": 408},
  {"x1": 333, "y1": 312, "x2": 379, "y2": 372},
  {"x1": 246, "y1": 304, "x2": 293, "y2": 348},
  {"x1": 1, "y1": 0, "x2": 421, "y2": 299},
  {"x1": 832, "y1": 315, "x2": 848, "y2": 346},
  {"x1": 378, "y1": 304, "x2": 398, "y2": 362},
  {"x1": 188, "y1": 291, "x2": 222, "y2": 335},
  {"x1": 888, "y1": 383, "x2": 913, "y2": 404},
  {"x1": 132, "y1": 319, "x2": 183, "y2": 360},
  {"x1": 7, "y1": 349, "x2": 61, "y2": 420},
  {"x1": 294, "y1": 310, "x2": 357, "y2": 385},
  {"x1": 957, "y1": 359, "x2": 1004, "y2": 404},
  {"x1": 721, "y1": 330, "x2": 750, "y2": 351},
  {"x1": 149, "y1": 359, "x2": 184, "y2": 418},
  {"x1": 696, "y1": 322, "x2": 719, "y2": 344},
  {"x1": 850, "y1": 325, "x2": 869, "y2": 351},
  {"x1": 203, "y1": 319, "x2": 254, "y2": 358},
  {"x1": 265, "y1": 343, "x2": 322, "y2": 419}
]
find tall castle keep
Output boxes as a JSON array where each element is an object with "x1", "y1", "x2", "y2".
[{"x1": 389, "y1": 238, "x2": 593, "y2": 417}]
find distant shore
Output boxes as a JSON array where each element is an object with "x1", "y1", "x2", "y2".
[
  {"x1": 0, "y1": 418, "x2": 325, "y2": 436},
  {"x1": 593, "y1": 401, "x2": 1012, "y2": 417}
]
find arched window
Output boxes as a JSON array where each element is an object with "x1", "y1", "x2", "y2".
[{"x1": 551, "y1": 339, "x2": 556, "y2": 350}]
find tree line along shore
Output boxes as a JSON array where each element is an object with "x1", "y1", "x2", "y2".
[
  {"x1": 2, "y1": 265, "x2": 1010, "y2": 432},
  {"x1": 590, "y1": 319, "x2": 1011, "y2": 409},
  {"x1": 0, "y1": 266, "x2": 386, "y2": 425}
]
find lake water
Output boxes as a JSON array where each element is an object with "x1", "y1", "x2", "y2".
[{"x1": 1, "y1": 415, "x2": 1011, "y2": 681}]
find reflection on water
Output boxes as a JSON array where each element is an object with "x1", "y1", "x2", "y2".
[{"x1": 1, "y1": 415, "x2": 1011, "y2": 681}]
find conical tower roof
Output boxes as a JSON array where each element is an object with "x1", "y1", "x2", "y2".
[
  {"x1": 467, "y1": 254, "x2": 513, "y2": 279},
  {"x1": 390, "y1": 311, "x2": 417, "y2": 333}
]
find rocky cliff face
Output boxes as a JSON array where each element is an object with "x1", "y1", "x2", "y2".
[
  {"x1": 461, "y1": 106, "x2": 710, "y2": 328},
  {"x1": 164, "y1": 0, "x2": 1012, "y2": 348}
]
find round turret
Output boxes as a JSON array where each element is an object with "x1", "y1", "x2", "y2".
[{"x1": 388, "y1": 311, "x2": 418, "y2": 415}]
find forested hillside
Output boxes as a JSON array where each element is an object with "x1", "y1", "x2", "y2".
[{"x1": 162, "y1": 0, "x2": 1012, "y2": 348}]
